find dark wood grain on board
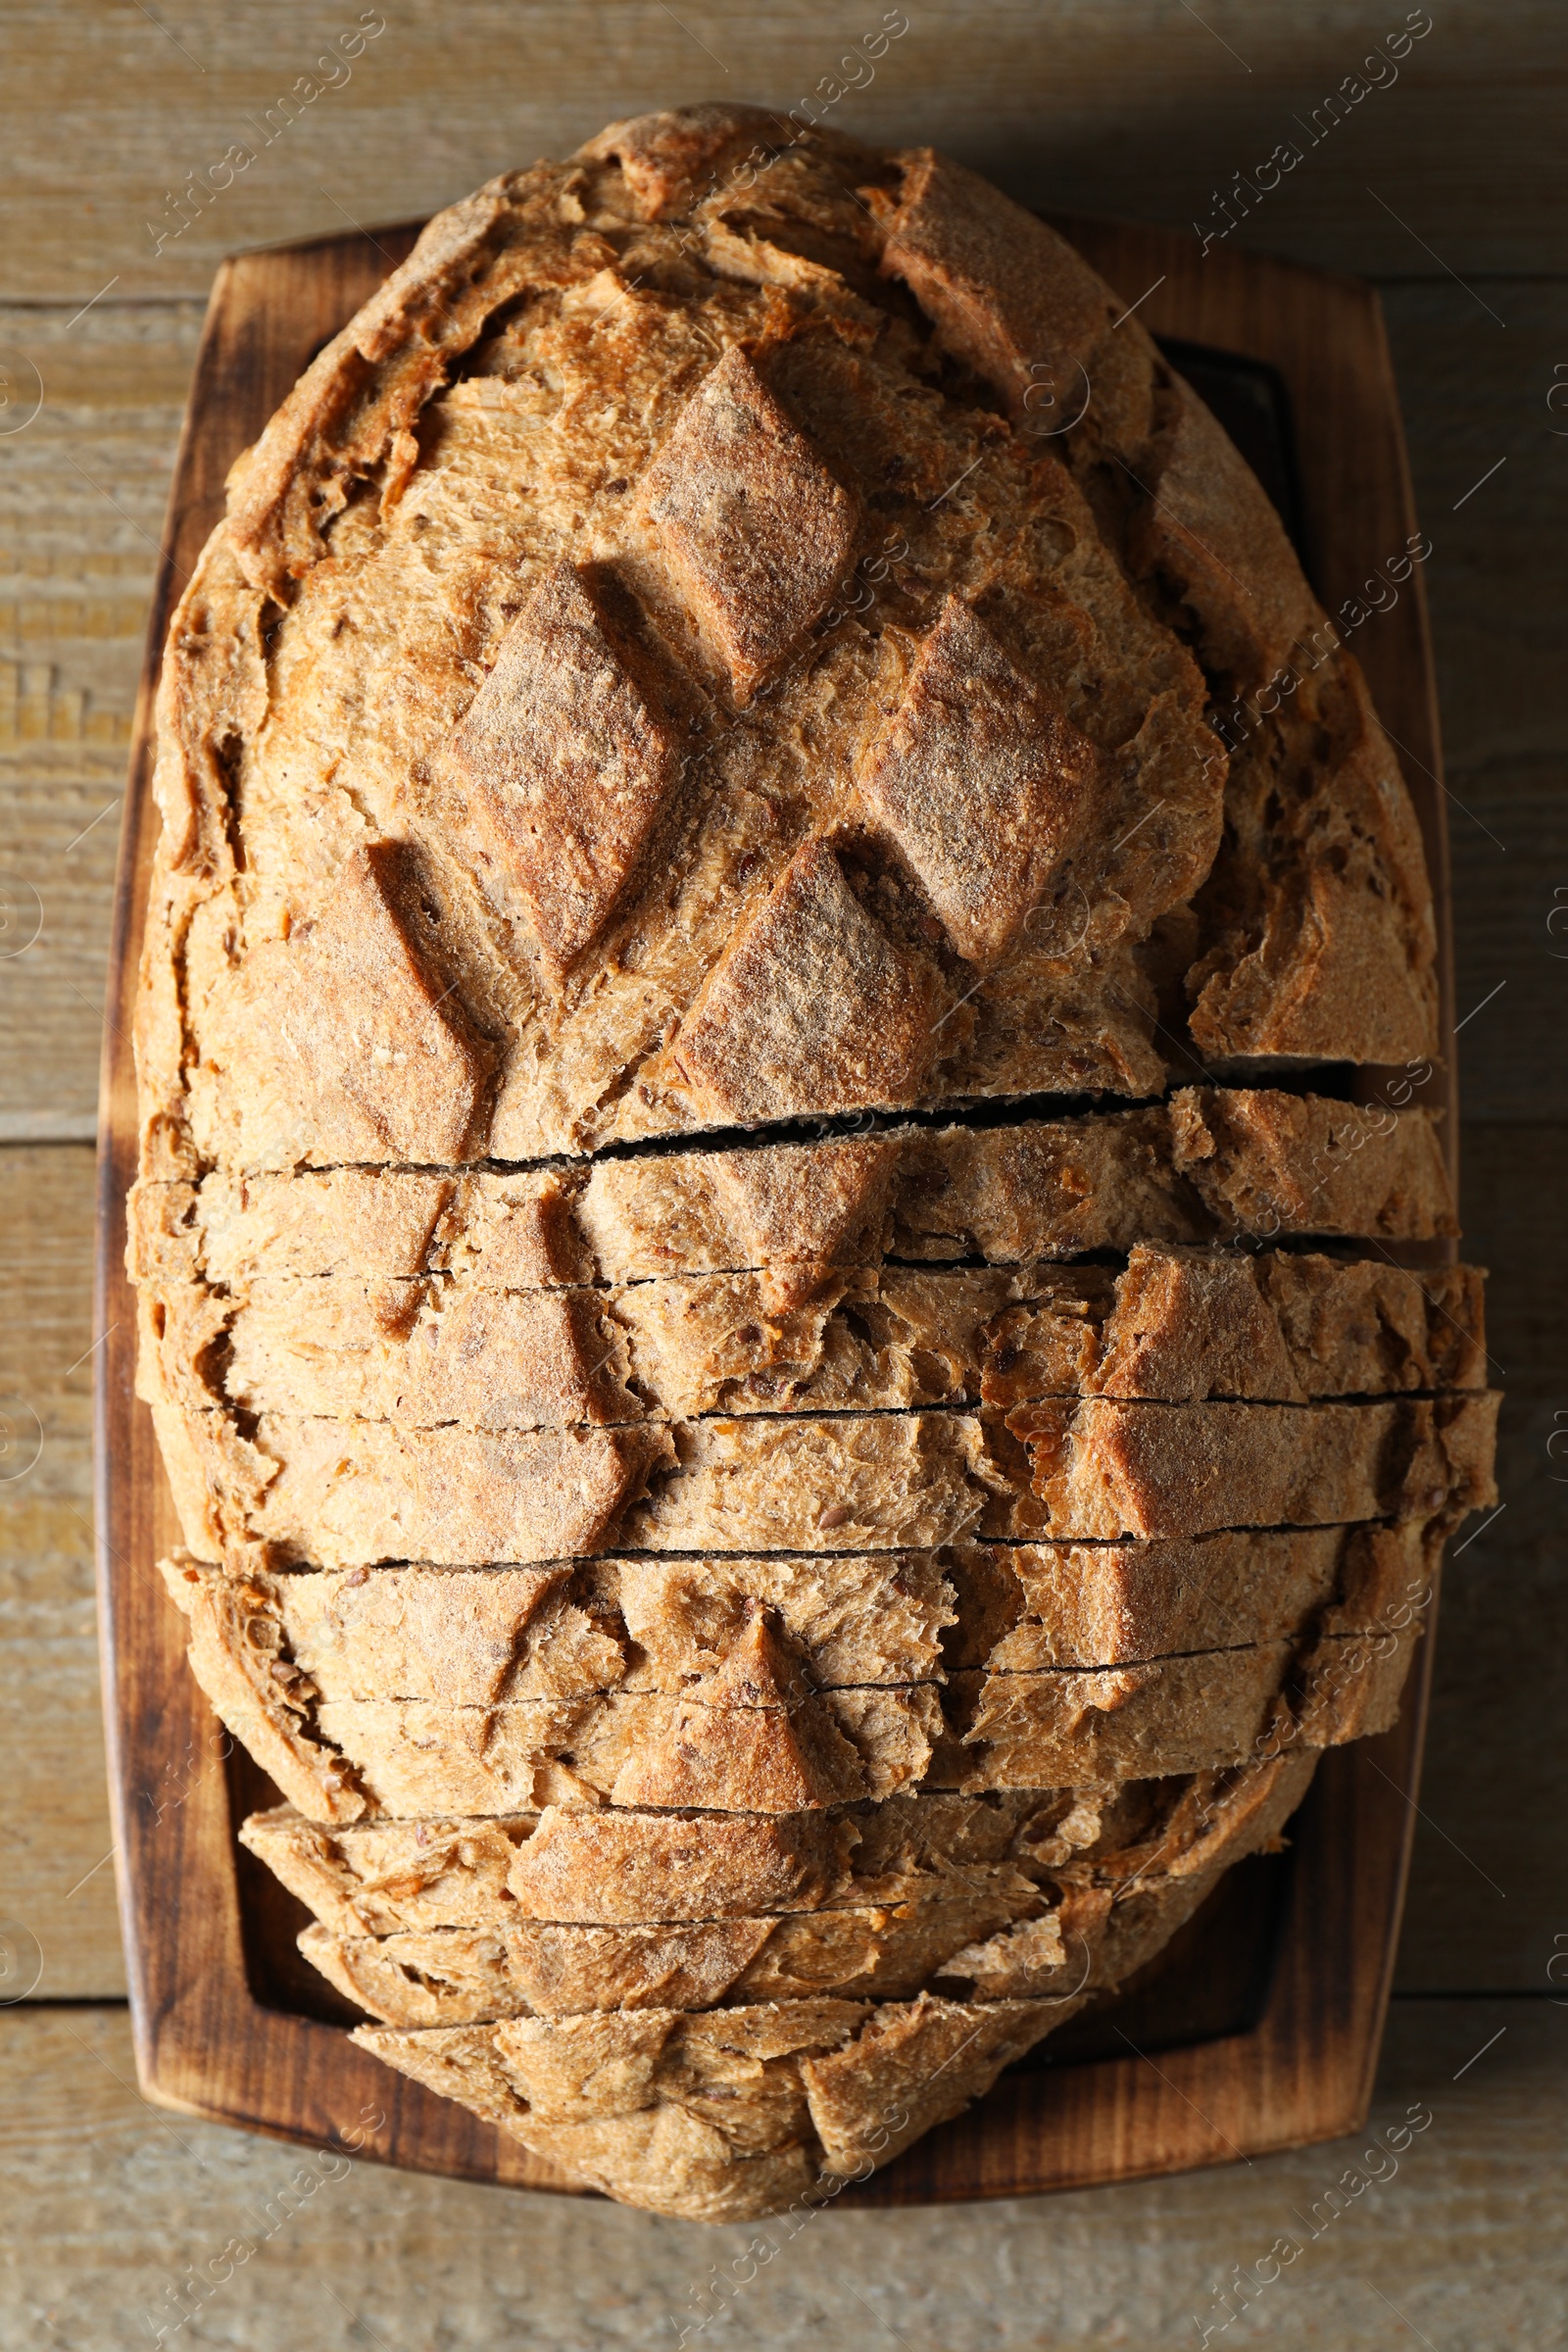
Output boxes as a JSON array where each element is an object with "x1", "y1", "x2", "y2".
[{"x1": 94, "y1": 214, "x2": 1455, "y2": 2204}]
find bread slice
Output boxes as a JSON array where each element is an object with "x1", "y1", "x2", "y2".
[
  {"x1": 150, "y1": 1398, "x2": 674, "y2": 1571},
  {"x1": 948, "y1": 1515, "x2": 1441, "y2": 1670},
  {"x1": 166, "y1": 1512, "x2": 1437, "y2": 1757},
  {"x1": 246, "y1": 1752, "x2": 1312, "y2": 1936},
  {"x1": 939, "y1": 1622, "x2": 1419, "y2": 1788},
  {"x1": 166, "y1": 1537, "x2": 1425, "y2": 1825},
  {"x1": 136, "y1": 1245, "x2": 1487, "y2": 1428},
  {"x1": 300, "y1": 1884, "x2": 1059, "y2": 2025},
  {"x1": 239, "y1": 1791, "x2": 1044, "y2": 1936},
  {"x1": 294, "y1": 1747, "x2": 1317, "y2": 2027},
  {"x1": 127, "y1": 1089, "x2": 1457, "y2": 1298},
  {"x1": 989, "y1": 1390, "x2": 1498, "y2": 1543},
  {"x1": 152, "y1": 1389, "x2": 1497, "y2": 1566},
  {"x1": 351, "y1": 1998, "x2": 878, "y2": 2223},
  {"x1": 160, "y1": 1557, "x2": 944, "y2": 1820},
  {"x1": 162, "y1": 1549, "x2": 956, "y2": 1703}
]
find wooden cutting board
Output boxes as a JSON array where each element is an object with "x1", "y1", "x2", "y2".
[{"x1": 94, "y1": 212, "x2": 1455, "y2": 2202}]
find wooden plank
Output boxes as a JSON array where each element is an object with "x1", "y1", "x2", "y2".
[
  {"x1": 1445, "y1": 756, "x2": 1568, "y2": 1124},
  {"x1": 0, "y1": 2000, "x2": 1561, "y2": 2345},
  {"x1": 1380, "y1": 278, "x2": 1568, "y2": 777},
  {"x1": 0, "y1": 763, "x2": 130, "y2": 1143},
  {"x1": 1401, "y1": 1397, "x2": 1568, "y2": 1991},
  {"x1": 1379, "y1": 279, "x2": 1568, "y2": 1123},
  {"x1": 1396, "y1": 1119, "x2": 1568, "y2": 1990},
  {"x1": 92, "y1": 214, "x2": 1459, "y2": 2201},
  {"x1": 0, "y1": 300, "x2": 201, "y2": 723},
  {"x1": 0, "y1": 299, "x2": 202, "y2": 1137},
  {"x1": 2, "y1": 2, "x2": 1566, "y2": 299},
  {"x1": 0, "y1": 1147, "x2": 123, "y2": 1997},
  {"x1": 1456, "y1": 1122, "x2": 1568, "y2": 1391}
]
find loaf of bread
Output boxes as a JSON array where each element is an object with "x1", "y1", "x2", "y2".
[{"x1": 133, "y1": 102, "x2": 1494, "y2": 2218}]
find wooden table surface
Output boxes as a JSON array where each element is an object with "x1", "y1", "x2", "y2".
[{"x1": 1, "y1": 6, "x2": 1562, "y2": 2344}]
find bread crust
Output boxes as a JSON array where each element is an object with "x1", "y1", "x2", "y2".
[
  {"x1": 347, "y1": 1731, "x2": 1312, "y2": 2221},
  {"x1": 136, "y1": 119, "x2": 1441, "y2": 1187},
  {"x1": 940, "y1": 1625, "x2": 1419, "y2": 1788},
  {"x1": 301, "y1": 1888, "x2": 1050, "y2": 2024},
  {"x1": 246, "y1": 1750, "x2": 1315, "y2": 1935},
  {"x1": 991, "y1": 1389, "x2": 1498, "y2": 1543},
  {"x1": 296, "y1": 1742, "x2": 1319, "y2": 2027},
  {"x1": 164, "y1": 1512, "x2": 1438, "y2": 1740},
  {"x1": 870, "y1": 142, "x2": 1438, "y2": 1061}
]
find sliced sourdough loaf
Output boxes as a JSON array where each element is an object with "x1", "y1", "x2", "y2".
[{"x1": 132, "y1": 101, "x2": 1494, "y2": 2219}]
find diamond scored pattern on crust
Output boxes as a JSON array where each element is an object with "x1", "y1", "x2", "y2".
[
  {"x1": 221, "y1": 844, "x2": 493, "y2": 1167},
  {"x1": 706, "y1": 1133, "x2": 901, "y2": 1311},
  {"x1": 610, "y1": 1611, "x2": 862, "y2": 1811},
  {"x1": 669, "y1": 837, "x2": 939, "y2": 1127},
  {"x1": 638, "y1": 345, "x2": 858, "y2": 702},
  {"x1": 450, "y1": 563, "x2": 680, "y2": 969},
  {"x1": 858, "y1": 596, "x2": 1101, "y2": 964}
]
